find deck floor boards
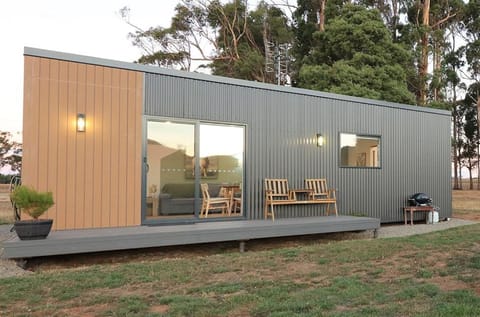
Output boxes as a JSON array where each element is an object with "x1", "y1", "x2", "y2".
[{"x1": 2, "y1": 216, "x2": 380, "y2": 259}]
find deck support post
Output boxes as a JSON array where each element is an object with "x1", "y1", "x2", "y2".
[
  {"x1": 373, "y1": 228, "x2": 379, "y2": 238},
  {"x1": 239, "y1": 240, "x2": 247, "y2": 253}
]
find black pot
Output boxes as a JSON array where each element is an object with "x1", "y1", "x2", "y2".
[{"x1": 14, "y1": 219, "x2": 53, "y2": 240}]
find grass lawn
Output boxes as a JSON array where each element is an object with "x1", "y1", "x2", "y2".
[
  {"x1": 0, "y1": 224, "x2": 479, "y2": 316},
  {"x1": 0, "y1": 189, "x2": 478, "y2": 316}
]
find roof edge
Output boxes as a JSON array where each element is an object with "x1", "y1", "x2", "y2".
[{"x1": 24, "y1": 47, "x2": 450, "y2": 116}]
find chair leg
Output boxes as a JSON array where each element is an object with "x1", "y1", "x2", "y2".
[{"x1": 205, "y1": 202, "x2": 210, "y2": 218}]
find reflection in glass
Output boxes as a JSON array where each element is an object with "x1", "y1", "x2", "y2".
[
  {"x1": 199, "y1": 124, "x2": 244, "y2": 218},
  {"x1": 340, "y1": 133, "x2": 380, "y2": 167},
  {"x1": 146, "y1": 121, "x2": 195, "y2": 219},
  {"x1": 145, "y1": 121, "x2": 245, "y2": 221}
]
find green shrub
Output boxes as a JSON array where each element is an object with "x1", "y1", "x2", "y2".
[{"x1": 10, "y1": 185, "x2": 54, "y2": 219}]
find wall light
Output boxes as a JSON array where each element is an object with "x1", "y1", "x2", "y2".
[
  {"x1": 316, "y1": 133, "x2": 324, "y2": 147},
  {"x1": 77, "y1": 113, "x2": 86, "y2": 132}
]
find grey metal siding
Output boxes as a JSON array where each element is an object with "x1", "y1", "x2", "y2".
[{"x1": 143, "y1": 73, "x2": 451, "y2": 223}]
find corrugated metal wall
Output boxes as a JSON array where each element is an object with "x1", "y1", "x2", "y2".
[{"x1": 144, "y1": 74, "x2": 451, "y2": 223}]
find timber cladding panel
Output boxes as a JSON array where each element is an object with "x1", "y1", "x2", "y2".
[{"x1": 23, "y1": 56, "x2": 143, "y2": 230}]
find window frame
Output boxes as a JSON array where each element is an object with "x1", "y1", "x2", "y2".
[
  {"x1": 141, "y1": 116, "x2": 246, "y2": 225},
  {"x1": 339, "y1": 132, "x2": 381, "y2": 169}
]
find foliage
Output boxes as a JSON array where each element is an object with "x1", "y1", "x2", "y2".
[
  {"x1": 10, "y1": 186, "x2": 54, "y2": 219},
  {"x1": 0, "y1": 131, "x2": 21, "y2": 173},
  {"x1": 122, "y1": 0, "x2": 292, "y2": 83},
  {"x1": 297, "y1": 5, "x2": 415, "y2": 104}
]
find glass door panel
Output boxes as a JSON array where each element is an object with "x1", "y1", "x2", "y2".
[
  {"x1": 199, "y1": 124, "x2": 244, "y2": 218},
  {"x1": 146, "y1": 121, "x2": 195, "y2": 220}
]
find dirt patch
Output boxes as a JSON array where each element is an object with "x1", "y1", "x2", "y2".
[
  {"x1": 58, "y1": 303, "x2": 110, "y2": 317},
  {"x1": 150, "y1": 305, "x2": 169, "y2": 314},
  {"x1": 430, "y1": 276, "x2": 470, "y2": 292}
]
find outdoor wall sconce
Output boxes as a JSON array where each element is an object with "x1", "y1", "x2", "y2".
[
  {"x1": 316, "y1": 133, "x2": 324, "y2": 147},
  {"x1": 77, "y1": 113, "x2": 86, "y2": 132}
]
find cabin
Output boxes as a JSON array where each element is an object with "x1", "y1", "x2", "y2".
[{"x1": 2, "y1": 47, "x2": 451, "y2": 258}]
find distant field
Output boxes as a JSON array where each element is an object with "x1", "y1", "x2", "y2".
[{"x1": 452, "y1": 189, "x2": 480, "y2": 221}]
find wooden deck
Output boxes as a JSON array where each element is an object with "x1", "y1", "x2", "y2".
[{"x1": 2, "y1": 216, "x2": 380, "y2": 259}]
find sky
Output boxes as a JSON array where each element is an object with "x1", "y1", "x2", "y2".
[{"x1": 1, "y1": 0, "x2": 182, "y2": 137}]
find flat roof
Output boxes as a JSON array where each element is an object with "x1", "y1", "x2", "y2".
[{"x1": 24, "y1": 46, "x2": 450, "y2": 117}]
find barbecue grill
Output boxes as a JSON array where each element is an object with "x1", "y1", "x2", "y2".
[{"x1": 408, "y1": 193, "x2": 433, "y2": 206}]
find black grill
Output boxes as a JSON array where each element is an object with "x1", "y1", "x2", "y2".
[{"x1": 408, "y1": 193, "x2": 433, "y2": 206}]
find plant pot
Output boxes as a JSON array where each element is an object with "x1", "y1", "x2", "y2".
[{"x1": 14, "y1": 219, "x2": 53, "y2": 240}]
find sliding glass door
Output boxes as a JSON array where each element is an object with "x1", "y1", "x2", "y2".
[{"x1": 144, "y1": 119, "x2": 244, "y2": 222}]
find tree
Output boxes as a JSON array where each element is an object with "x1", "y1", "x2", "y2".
[
  {"x1": 458, "y1": 86, "x2": 479, "y2": 189},
  {"x1": 400, "y1": 0, "x2": 463, "y2": 106},
  {"x1": 209, "y1": 1, "x2": 293, "y2": 82},
  {"x1": 0, "y1": 131, "x2": 21, "y2": 173},
  {"x1": 296, "y1": 5, "x2": 415, "y2": 104},
  {"x1": 122, "y1": 0, "x2": 292, "y2": 83}
]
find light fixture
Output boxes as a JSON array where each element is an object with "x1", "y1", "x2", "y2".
[
  {"x1": 316, "y1": 133, "x2": 324, "y2": 147},
  {"x1": 77, "y1": 113, "x2": 86, "y2": 132}
]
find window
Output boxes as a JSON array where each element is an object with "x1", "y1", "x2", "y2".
[
  {"x1": 340, "y1": 133, "x2": 380, "y2": 168},
  {"x1": 145, "y1": 119, "x2": 244, "y2": 221}
]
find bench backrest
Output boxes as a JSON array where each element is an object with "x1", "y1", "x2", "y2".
[
  {"x1": 305, "y1": 179, "x2": 328, "y2": 195},
  {"x1": 264, "y1": 179, "x2": 290, "y2": 199}
]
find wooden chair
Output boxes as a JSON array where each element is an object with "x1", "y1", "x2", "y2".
[
  {"x1": 264, "y1": 178, "x2": 295, "y2": 220},
  {"x1": 200, "y1": 183, "x2": 230, "y2": 218},
  {"x1": 305, "y1": 179, "x2": 338, "y2": 216}
]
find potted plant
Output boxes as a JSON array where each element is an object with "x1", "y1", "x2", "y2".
[{"x1": 10, "y1": 185, "x2": 54, "y2": 240}]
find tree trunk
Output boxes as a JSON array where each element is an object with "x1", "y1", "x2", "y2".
[
  {"x1": 478, "y1": 96, "x2": 480, "y2": 189},
  {"x1": 468, "y1": 157, "x2": 473, "y2": 190},
  {"x1": 419, "y1": 0, "x2": 430, "y2": 106},
  {"x1": 453, "y1": 105, "x2": 460, "y2": 190},
  {"x1": 319, "y1": 0, "x2": 326, "y2": 32}
]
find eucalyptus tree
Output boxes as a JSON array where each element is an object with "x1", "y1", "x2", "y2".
[
  {"x1": 122, "y1": 0, "x2": 292, "y2": 83},
  {"x1": 463, "y1": 0, "x2": 480, "y2": 127},
  {"x1": 398, "y1": 0, "x2": 463, "y2": 106}
]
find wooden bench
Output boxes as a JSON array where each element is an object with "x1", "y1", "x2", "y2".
[
  {"x1": 264, "y1": 178, "x2": 338, "y2": 221},
  {"x1": 305, "y1": 179, "x2": 338, "y2": 216}
]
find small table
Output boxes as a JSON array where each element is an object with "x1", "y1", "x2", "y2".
[
  {"x1": 403, "y1": 206, "x2": 434, "y2": 225},
  {"x1": 221, "y1": 185, "x2": 241, "y2": 214},
  {"x1": 289, "y1": 189, "x2": 314, "y2": 201}
]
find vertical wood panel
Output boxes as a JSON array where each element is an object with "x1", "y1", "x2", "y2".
[
  {"x1": 55, "y1": 61, "x2": 69, "y2": 230},
  {"x1": 75, "y1": 63, "x2": 87, "y2": 228},
  {"x1": 133, "y1": 72, "x2": 143, "y2": 225},
  {"x1": 46, "y1": 60, "x2": 59, "y2": 221},
  {"x1": 27, "y1": 58, "x2": 41, "y2": 188},
  {"x1": 24, "y1": 56, "x2": 143, "y2": 230},
  {"x1": 110, "y1": 69, "x2": 121, "y2": 227},
  {"x1": 92, "y1": 66, "x2": 104, "y2": 228},
  {"x1": 101, "y1": 67, "x2": 112, "y2": 227},
  {"x1": 65, "y1": 62, "x2": 78, "y2": 229},
  {"x1": 38, "y1": 59, "x2": 50, "y2": 192},
  {"x1": 119, "y1": 71, "x2": 129, "y2": 226},
  {"x1": 22, "y1": 57, "x2": 36, "y2": 189},
  {"x1": 126, "y1": 71, "x2": 138, "y2": 226},
  {"x1": 84, "y1": 65, "x2": 96, "y2": 228}
]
